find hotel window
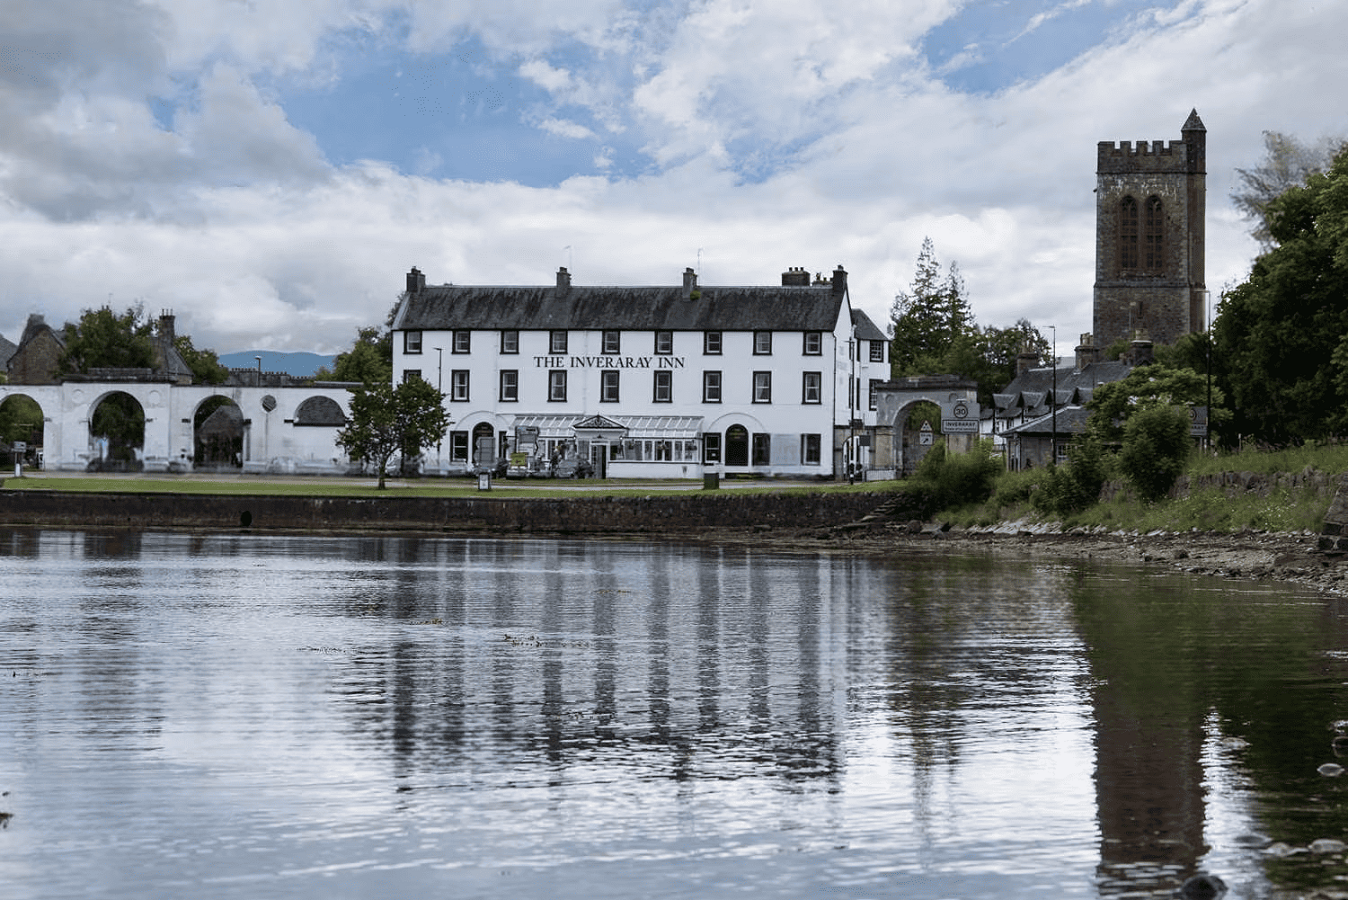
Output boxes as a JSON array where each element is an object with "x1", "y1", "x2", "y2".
[
  {"x1": 451, "y1": 370, "x2": 469, "y2": 401},
  {"x1": 655, "y1": 330, "x2": 673, "y2": 355},
  {"x1": 601, "y1": 370, "x2": 620, "y2": 402},
  {"x1": 703, "y1": 432, "x2": 721, "y2": 463},
  {"x1": 1143, "y1": 195, "x2": 1165, "y2": 272},
  {"x1": 803, "y1": 332, "x2": 822, "y2": 355},
  {"x1": 753, "y1": 371, "x2": 772, "y2": 403},
  {"x1": 869, "y1": 378, "x2": 881, "y2": 410},
  {"x1": 870, "y1": 341, "x2": 885, "y2": 363},
  {"x1": 548, "y1": 370, "x2": 567, "y2": 402},
  {"x1": 702, "y1": 370, "x2": 722, "y2": 403},
  {"x1": 603, "y1": 330, "x2": 621, "y2": 354},
  {"x1": 801, "y1": 433, "x2": 821, "y2": 465},
  {"x1": 452, "y1": 330, "x2": 471, "y2": 353},
  {"x1": 653, "y1": 370, "x2": 672, "y2": 403},
  {"x1": 550, "y1": 331, "x2": 568, "y2": 355},
  {"x1": 402, "y1": 369, "x2": 422, "y2": 383},
  {"x1": 752, "y1": 433, "x2": 771, "y2": 465},
  {"x1": 450, "y1": 431, "x2": 469, "y2": 461},
  {"x1": 404, "y1": 331, "x2": 422, "y2": 354},
  {"x1": 802, "y1": 371, "x2": 822, "y2": 404},
  {"x1": 754, "y1": 331, "x2": 772, "y2": 355},
  {"x1": 500, "y1": 370, "x2": 519, "y2": 402},
  {"x1": 704, "y1": 331, "x2": 722, "y2": 355},
  {"x1": 500, "y1": 330, "x2": 519, "y2": 354}
]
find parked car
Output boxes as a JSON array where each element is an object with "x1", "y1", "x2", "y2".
[{"x1": 553, "y1": 457, "x2": 593, "y2": 479}]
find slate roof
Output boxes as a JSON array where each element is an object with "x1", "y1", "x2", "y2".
[
  {"x1": 394, "y1": 283, "x2": 851, "y2": 333},
  {"x1": 851, "y1": 309, "x2": 887, "y2": 342},
  {"x1": 994, "y1": 360, "x2": 1133, "y2": 412},
  {"x1": 0, "y1": 334, "x2": 15, "y2": 370},
  {"x1": 1002, "y1": 405, "x2": 1093, "y2": 437}
]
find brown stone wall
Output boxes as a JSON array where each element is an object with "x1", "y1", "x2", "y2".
[{"x1": 0, "y1": 489, "x2": 885, "y2": 535}]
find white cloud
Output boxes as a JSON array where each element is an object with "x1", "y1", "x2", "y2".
[{"x1": 2, "y1": 0, "x2": 1348, "y2": 365}]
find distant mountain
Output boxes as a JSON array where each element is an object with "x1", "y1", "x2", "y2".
[{"x1": 219, "y1": 351, "x2": 336, "y2": 378}]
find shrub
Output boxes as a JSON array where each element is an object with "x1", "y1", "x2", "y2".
[
  {"x1": 1032, "y1": 434, "x2": 1111, "y2": 516},
  {"x1": 1118, "y1": 405, "x2": 1192, "y2": 502},
  {"x1": 912, "y1": 439, "x2": 1004, "y2": 513}
]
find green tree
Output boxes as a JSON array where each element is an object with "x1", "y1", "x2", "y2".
[
  {"x1": 1233, "y1": 130, "x2": 1345, "y2": 250},
  {"x1": 1086, "y1": 363, "x2": 1220, "y2": 444},
  {"x1": 318, "y1": 326, "x2": 393, "y2": 384},
  {"x1": 58, "y1": 306, "x2": 155, "y2": 375},
  {"x1": 1118, "y1": 404, "x2": 1191, "y2": 502},
  {"x1": 174, "y1": 335, "x2": 229, "y2": 384},
  {"x1": 336, "y1": 377, "x2": 449, "y2": 489},
  {"x1": 889, "y1": 237, "x2": 973, "y2": 376},
  {"x1": 1216, "y1": 143, "x2": 1348, "y2": 444},
  {"x1": 0, "y1": 395, "x2": 42, "y2": 445}
]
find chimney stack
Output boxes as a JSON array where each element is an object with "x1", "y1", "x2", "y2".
[
  {"x1": 557, "y1": 266, "x2": 571, "y2": 290},
  {"x1": 831, "y1": 265, "x2": 848, "y2": 296},
  {"x1": 781, "y1": 266, "x2": 810, "y2": 286},
  {"x1": 1016, "y1": 347, "x2": 1040, "y2": 376},
  {"x1": 683, "y1": 267, "x2": 698, "y2": 299},
  {"x1": 158, "y1": 310, "x2": 176, "y2": 343},
  {"x1": 406, "y1": 267, "x2": 425, "y2": 294},
  {"x1": 1074, "y1": 333, "x2": 1099, "y2": 371}
]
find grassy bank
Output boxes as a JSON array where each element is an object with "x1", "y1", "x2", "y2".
[{"x1": 940, "y1": 443, "x2": 1347, "y2": 534}]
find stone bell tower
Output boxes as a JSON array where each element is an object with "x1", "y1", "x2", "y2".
[{"x1": 1093, "y1": 110, "x2": 1206, "y2": 351}]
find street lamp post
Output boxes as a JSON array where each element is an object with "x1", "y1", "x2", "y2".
[{"x1": 1049, "y1": 325, "x2": 1057, "y2": 468}]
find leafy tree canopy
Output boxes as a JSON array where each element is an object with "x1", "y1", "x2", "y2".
[
  {"x1": 1086, "y1": 363, "x2": 1220, "y2": 444},
  {"x1": 336, "y1": 377, "x2": 449, "y2": 489},
  {"x1": 888, "y1": 238, "x2": 1050, "y2": 405},
  {"x1": 317, "y1": 301, "x2": 399, "y2": 384},
  {"x1": 889, "y1": 237, "x2": 973, "y2": 375},
  {"x1": 1233, "y1": 130, "x2": 1345, "y2": 250},
  {"x1": 58, "y1": 305, "x2": 155, "y2": 375},
  {"x1": 1216, "y1": 143, "x2": 1348, "y2": 444},
  {"x1": 174, "y1": 335, "x2": 229, "y2": 384}
]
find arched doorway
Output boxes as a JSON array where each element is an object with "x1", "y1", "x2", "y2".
[
  {"x1": 194, "y1": 397, "x2": 244, "y2": 470},
  {"x1": 89, "y1": 391, "x2": 146, "y2": 471},
  {"x1": 0, "y1": 394, "x2": 44, "y2": 469},
  {"x1": 725, "y1": 424, "x2": 749, "y2": 467},
  {"x1": 471, "y1": 423, "x2": 496, "y2": 473}
]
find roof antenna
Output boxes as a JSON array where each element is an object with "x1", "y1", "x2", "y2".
[{"x1": 696, "y1": 247, "x2": 702, "y2": 273}]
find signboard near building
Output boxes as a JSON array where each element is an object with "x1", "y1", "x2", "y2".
[{"x1": 940, "y1": 400, "x2": 980, "y2": 434}]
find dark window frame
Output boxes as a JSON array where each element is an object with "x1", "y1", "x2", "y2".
[
  {"x1": 655, "y1": 330, "x2": 673, "y2": 355},
  {"x1": 753, "y1": 331, "x2": 772, "y2": 355},
  {"x1": 802, "y1": 371, "x2": 822, "y2": 404},
  {"x1": 404, "y1": 331, "x2": 422, "y2": 354},
  {"x1": 550, "y1": 331, "x2": 568, "y2": 355},
  {"x1": 548, "y1": 369, "x2": 567, "y2": 402},
  {"x1": 450, "y1": 369, "x2": 469, "y2": 401},
  {"x1": 602, "y1": 330, "x2": 621, "y2": 355},
  {"x1": 500, "y1": 330, "x2": 519, "y2": 354},
  {"x1": 600, "y1": 369, "x2": 620, "y2": 403},
  {"x1": 753, "y1": 371, "x2": 772, "y2": 404},
  {"x1": 704, "y1": 331, "x2": 722, "y2": 355},
  {"x1": 500, "y1": 370, "x2": 519, "y2": 402},
  {"x1": 653, "y1": 369, "x2": 672, "y2": 403},
  {"x1": 702, "y1": 370, "x2": 722, "y2": 403},
  {"x1": 452, "y1": 330, "x2": 471, "y2": 354}
]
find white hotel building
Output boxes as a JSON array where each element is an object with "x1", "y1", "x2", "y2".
[{"x1": 390, "y1": 265, "x2": 890, "y2": 480}]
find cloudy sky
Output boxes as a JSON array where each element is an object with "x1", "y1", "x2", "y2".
[{"x1": 2, "y1": 0, "x2": 1345, "y2": 359}]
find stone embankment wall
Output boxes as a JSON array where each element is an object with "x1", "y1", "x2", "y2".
[
  {"x1": 0, "y1": 489, "x2": 884, "y2": 535},
  {"x1": 1100, "y1": 467, "x2": 1342, "y2": 503}
]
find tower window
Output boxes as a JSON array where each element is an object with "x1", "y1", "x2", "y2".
[
  {"x1": 1119, "y1": 196, "x2": 1139, "y2": 271},
  {"x1": 1143, "y1": 196, "x2": 1164, "y2": 272}
]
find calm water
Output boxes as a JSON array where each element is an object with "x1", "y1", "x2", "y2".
[{"x1": 3, "y1": 529, "x2": 1348, "y2": 899}]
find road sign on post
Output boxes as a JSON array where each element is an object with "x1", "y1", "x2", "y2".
[
  {"x1": 919, "y1": 421, "x2": 933, "y2": 446},
  {"x1": 940, "y1": 400, "x2": 980, "y2": 434}
]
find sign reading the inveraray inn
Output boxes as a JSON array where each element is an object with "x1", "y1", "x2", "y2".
[
  {"x1": 940, "y1": 400, "x2": 980, "y2": 434},
  {"x1": 533, "y1": 356, "x2": 686, "y2": 369}
]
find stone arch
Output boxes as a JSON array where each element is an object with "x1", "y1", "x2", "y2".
[
  {"x1": 294, "y1": 395, "x2": 346, "y2": 426},
  {"x1": 88, "y1": 390, "x2": 146, "y2": 471},
  {"x1": 193, "y1": 396, "x2": 244, "y2": 470},
  {"x1": 873, "y1": 377, "x2": 979, "y2": 478},
  {"x1": 0, "y1": 392, "x2": 46, "y2": 468}
]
